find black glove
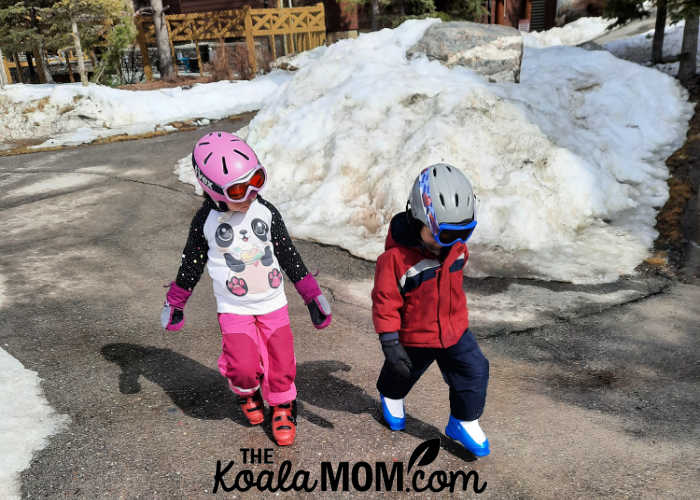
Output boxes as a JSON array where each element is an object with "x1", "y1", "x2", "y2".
[{"x1": 380, "y1": 332, "x2": 413, "y2": 379}]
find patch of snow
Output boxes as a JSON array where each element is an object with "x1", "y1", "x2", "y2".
[
  {"x1": 523, "y1": 17, "x2": 613, "y2": 48},
  {"x1": 604, "y1": 20, "x2": 700, "y2": 76},
  {"x1": 0, "y1": 72, "x2": 292, "y2": 148},
  {"x1": 0, "y1": 346, "x2": 69, "y2": 499}
]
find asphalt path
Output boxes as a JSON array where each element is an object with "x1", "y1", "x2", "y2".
[{"x1": 1, "y1": 118, "x2": 698, "y2": 499}]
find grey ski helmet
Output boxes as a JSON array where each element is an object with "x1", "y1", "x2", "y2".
[{"x1": 408, "y1": 163, "x2": 477, "y2": 246}]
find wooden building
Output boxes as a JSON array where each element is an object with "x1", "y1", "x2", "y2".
[
  {"x1": 131, "y1": 0, "x2": 561, "y2": 38},
  {"x1": 133, "y1": 0, "x2": 266, "y2": 13},
  {"x1": 491, "y1": 0, "x2": 558, "y2": 32}
]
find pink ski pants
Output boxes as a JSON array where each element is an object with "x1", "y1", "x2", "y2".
[{"x1": 217, "y1": 305, "x2": 296, "y2": 406}]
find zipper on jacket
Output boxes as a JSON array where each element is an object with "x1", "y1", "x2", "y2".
[{"x1": 436, "y1": 266, "x2": 445, "y2": 349}]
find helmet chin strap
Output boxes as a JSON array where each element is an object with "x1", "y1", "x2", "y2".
[{"x1": 204, "y1": 193, "x2": 230, "y2": 212}]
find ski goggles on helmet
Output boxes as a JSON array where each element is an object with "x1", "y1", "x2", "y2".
[
  {"x1": 434, "y1": 219, "x2": 477, "y2": 247},
  {"x1": 222, "y1": 166, "x2": 267, "y2": 202}
]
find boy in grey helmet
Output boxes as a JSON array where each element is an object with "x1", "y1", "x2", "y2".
[{"x1": 371, "y1": 163, "x2": 490, "y2": 457}]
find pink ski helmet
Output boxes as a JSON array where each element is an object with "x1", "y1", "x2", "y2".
[{"x1": 191, "y1": 131, "x2": 267, "y2": 204}]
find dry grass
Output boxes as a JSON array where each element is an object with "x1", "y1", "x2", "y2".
[
  {"x1": 651, "y1": 75, "x2": 700, "y2": 271},
  {"x1": 202, "y1": 40, "x2": 254, "y2": 81},
  {"x1": 118, "y1": 75, "x2": 213, "y2": 91},
  {"x1": 209, "y1": 40, "x2": 236, "y2": 81}
]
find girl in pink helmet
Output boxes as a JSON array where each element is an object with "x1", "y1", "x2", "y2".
[{"x1": 161, "y1": 131, "x2": 332, "y2": 446}]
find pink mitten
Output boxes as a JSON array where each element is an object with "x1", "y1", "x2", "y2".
[{"x1": 160, "y1": 282, "x2": 192, "y2": 331}]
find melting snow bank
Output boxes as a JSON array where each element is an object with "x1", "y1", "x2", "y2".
[
  {"x1": 522, "y1": 16, "x2": 612, "y2": 48},
  {"x1": 0, "y1": 71, "x2": 292, "y2": 149},
  {"x1": 179, "y1": 19, "x2": 692, "y2": 284},
  {"x1": 604, "y1": 20, "x2": 700, "y2": 76},
  {"x1": 0, "y1": 348, "x2": 69, "y2": 499}
]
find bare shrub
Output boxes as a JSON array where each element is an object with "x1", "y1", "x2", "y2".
[
  {"x1": 229, "y1": 43, "x2": 254, "y2": 80},
  {"x1": 206, "y1": 39, "x2": 235, "y2": 81},
  {"x1": 202, "y1": 39, "x2": 261, "y2": 81}
]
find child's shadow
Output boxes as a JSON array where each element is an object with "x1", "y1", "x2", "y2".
[
  {"x1": 101, "y1": 344, "x2": 475, "y2": 460},
  {"x1": 101, "y1": 343, "x2": 248, "y2": 426},
  {"x1": 296, "y1": 360, "x2": 476, "y2": 461}
]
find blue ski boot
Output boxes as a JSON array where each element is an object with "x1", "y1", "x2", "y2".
[
  {"x1": 445, "y1": 415, "x2": 490, "y2": 457},
  {"x1": 380, "y1": 394, "x2": 405, "y2": 431}
]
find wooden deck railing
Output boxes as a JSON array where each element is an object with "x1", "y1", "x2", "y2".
[{"x1": 135, "y1": 3, "x2": 326, "y2": 80}]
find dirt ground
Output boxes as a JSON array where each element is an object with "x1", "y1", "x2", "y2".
[{"x1": 650, "y1": 75, "x2": 700, "y2": 277}]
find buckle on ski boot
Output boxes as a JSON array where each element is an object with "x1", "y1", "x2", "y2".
[
  {"x1": 272, "y1": 400, "x2": 297, "y2": 446},
  {"x1": 237, "y1": 389, "x2": 264, "y2": 426}
]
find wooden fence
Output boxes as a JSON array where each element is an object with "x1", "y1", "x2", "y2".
[{"x1": 136, "y1": 3, "x2": 326, "y2": 80}]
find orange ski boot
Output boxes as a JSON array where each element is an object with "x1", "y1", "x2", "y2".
[
  {"x1": 271, "y1": 401, "x2": 297, "y2": 446},
  {"x1": 238, "y1": 390, "x2": 265, "y2": 425}
]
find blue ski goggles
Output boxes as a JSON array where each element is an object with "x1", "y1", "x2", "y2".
[{"x1": 434, "y1": 219, "x2": 477, "y2": 247}]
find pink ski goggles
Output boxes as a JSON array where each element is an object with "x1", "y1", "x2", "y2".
[{"x1": 223, "y1": 166, "x2": 267, "y2": 202}]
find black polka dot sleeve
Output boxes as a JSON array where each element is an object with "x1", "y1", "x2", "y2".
[
  {"x1": 257, "y1": 196, "x2": 309, "y2": 283},
  {"x1": 174, "y1": 200, "x2": 211, "y2": 292}
]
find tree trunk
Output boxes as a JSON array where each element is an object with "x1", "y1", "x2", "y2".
[
  {"x1": 149, "y1": 0, "x2": 176, "y2": 80},
  {"x1": 32, "y1": 48, "x2": 46, "y2": 83},
  {"x1": 0, "y1": 49, "x2": 8, "y2": 88},
  {"x1": 30, "y1": 7, "x2": 53, "y2": 83},
  {"x1": 63, "y1": 51, "x2": 75, "y2": 83},
  {"x1": 71, "y1": 19, "x2": 88, "y2": 86},
  {"x1": 13, "y1": 53, "x2": 24, "y2": 83},
  {"x1": 678, "y1": 15, "x2": 699, "y2": 85},
  {"x1": 37, "y1": 46, "x2": 54, "y2": 84},
  {"x1": 652, "y1": 0, "x2": 667, "y2": 64},
  {"x1": 371, "y1": 0, "x2": 379, "y2": 31},
  {"x1": 24, "y1": 51, "x2": 38, "y2": 83}
]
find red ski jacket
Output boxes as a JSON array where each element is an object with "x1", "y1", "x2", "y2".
[{"x1": 371, "y1": 212, "x2": 469, "y2": 348}]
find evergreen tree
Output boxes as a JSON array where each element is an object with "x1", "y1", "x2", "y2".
[
  {"x1": 0, "y1": 0, "x2": 54, "y2": 82},
  {"x1": 48, "y1": 0, "x2": 126, "y2": 85},
  {"x1": 603, "y1": 0, "x2": 649, "y2": 29},
  {"x1": 435, "y1": 0, "x2": 487, "y2": 21},
  {"x1": 1, "y1": 0, "x2": 132, "y2": 84}
]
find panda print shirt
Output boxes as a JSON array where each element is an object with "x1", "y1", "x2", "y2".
[{"x1": 175, "y1": 196, "x2": 310, "y2": 315}]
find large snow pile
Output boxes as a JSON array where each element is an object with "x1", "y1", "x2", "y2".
[
  {"x1": 179, "y1": 19, "x2": 691, "y2": 283},
  {"x1": 0, "y1": 72, "x2": 290, "y2": 148}
]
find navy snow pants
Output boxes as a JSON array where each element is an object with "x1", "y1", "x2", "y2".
[{"x1": 376, "y1": 329, "x2": 489, "y2": 421}]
